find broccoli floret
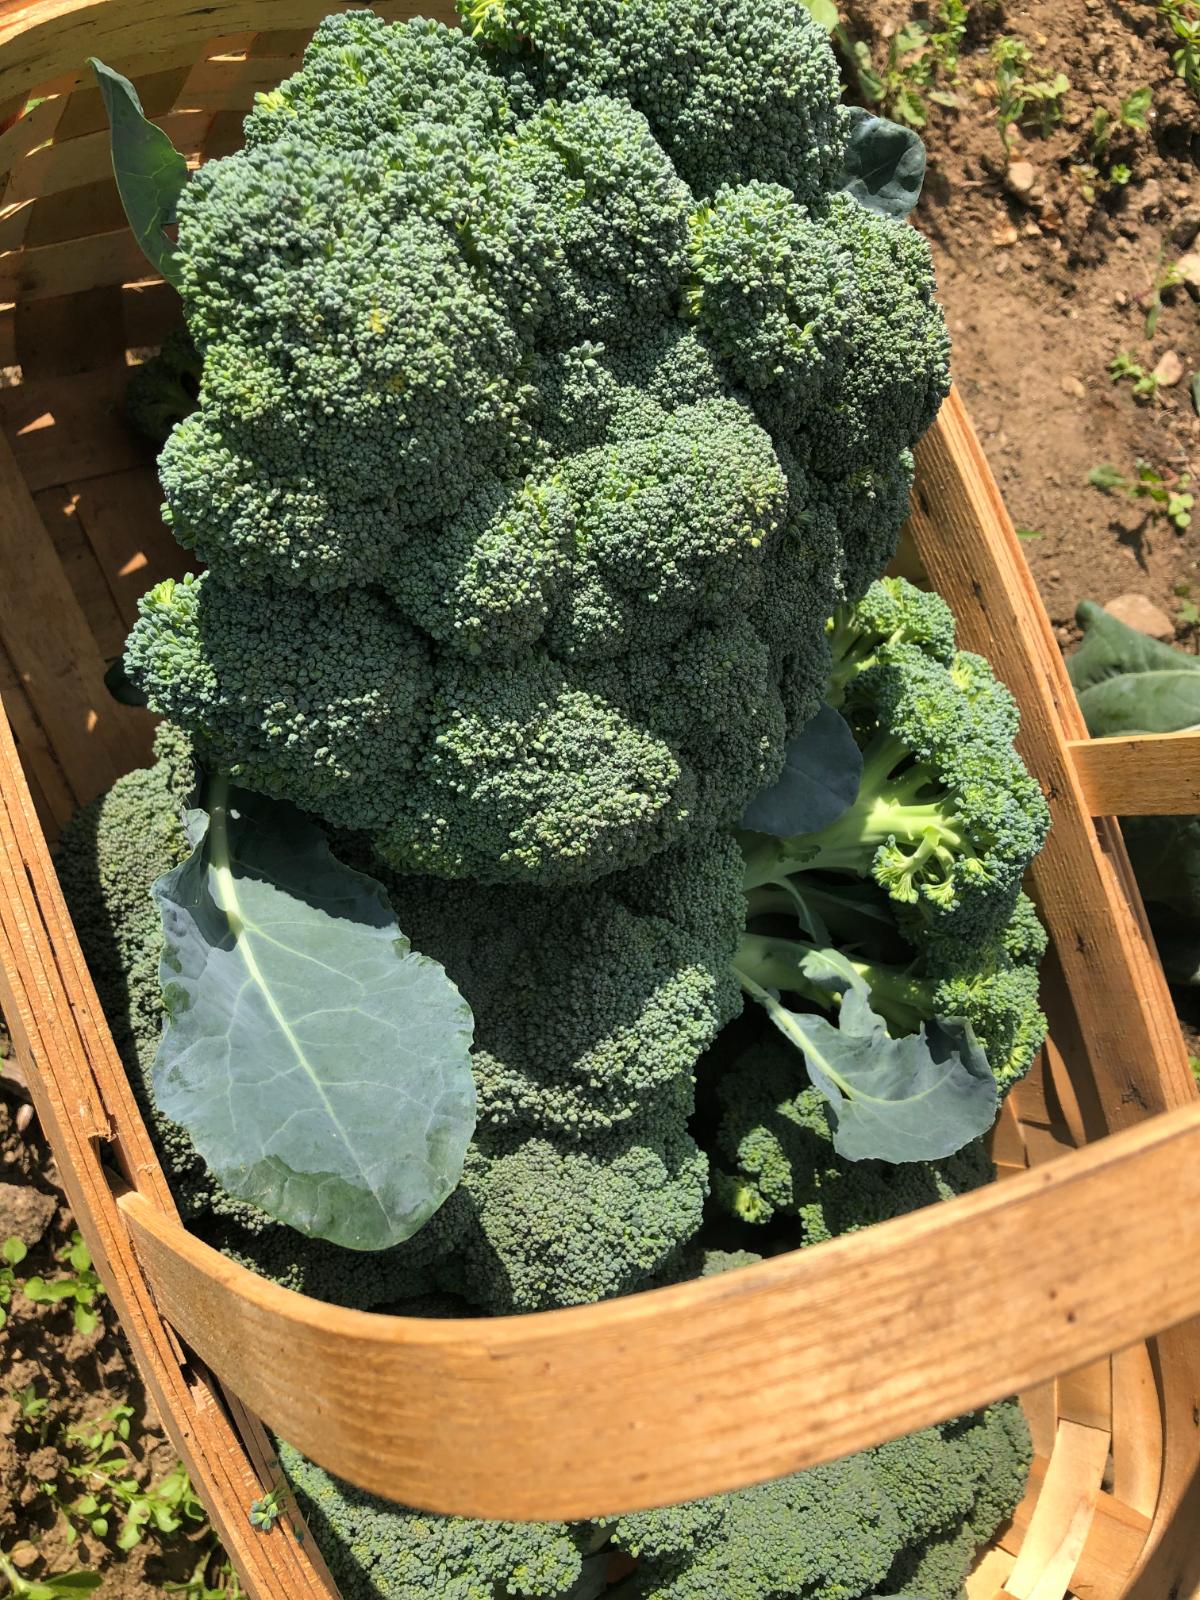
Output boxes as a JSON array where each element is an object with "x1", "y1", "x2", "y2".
[
  {"x1": 277, "y1": 1438, "x2": 593, "y2": 1600},
  {"x1": 741, "y1": 580, "x2": 1050, "y2": 957},
  {"x1": 125, "y1": 329, "x2": 203, "y2": 447},
  {"x1": 461, "y1": 0, "x2": 846, "y2": 204},
  {"x1": 123, "y1": 7, "x2": 950, "y2": 888},
  {"x1": 712, "y1": 1033, "x2": 995, "y2": 1233},
  {"x1": 443, "y1": 1081, "x2": 708, "y2": 1312}
]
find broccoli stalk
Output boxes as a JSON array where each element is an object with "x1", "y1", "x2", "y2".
[{"x1": 739, "y1": 727, "x2": 973, "y2": 912}]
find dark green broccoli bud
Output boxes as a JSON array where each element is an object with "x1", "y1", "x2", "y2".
[
  {"x1": 608, "y1": 1454, "x2": 902, "y2": 1599},
  {"x1": 461, "y1": 0, "x2": 846, "y2": 205},
  {"x1": 685, "y1": 182, "x2": 855, "y2": 416},
  {"x1": 442, "y1": 1081, "x2": 708, "y2": 1312},
  {"x1": 507, "y1": 94, "x2": 692, "y2": 340},
  {"x1": 712, "y1": 1033, "x2": 995, "y2": 1233},
  {"x1": 277, "y1": 1438, "x2": 592, "y2": 1600},
  {"x1": 803, "y1": 195, "x2": 951, "y2": 477},
  {"x1": 125, "y1": 329, "x2": 202, "y2": 447},
  {"x1": 245, "y1": 13, "x2": 515, "y2": 150},
  {"x1": 818, "y1": 451, "x2": 916, "y2": 606},
  {"x1": 125, "y1": 574, "x2": 433, "y2": 830}
]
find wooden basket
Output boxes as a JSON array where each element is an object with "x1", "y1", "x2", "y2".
[{"x1": 1, "y1": 5, "x2": 1200, "y2": 1597}]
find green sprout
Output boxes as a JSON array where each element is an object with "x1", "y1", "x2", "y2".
[
  {"x1": 0, "y1": 1549, "x2": 101, "y2": 1599},
  {"x1": 11, "y1": 1383, "x2": 53, "y2": 1443},
  {"x1": 1143, "y1": 250, "x2": 1183, "y2": 338},
  {"x1": 992, "y1": 35, "x2": 1070, "y2": 146},
  {"x1": 836, "y1": 1, "x2": 968, "y2": 128},
  {"x1": 22, "y1": 1234, "x2": 103, "y2": 1337},
  {"x1": 0, "y1": 1236, "x2": 27, "y2": 1329},
  {"x1": 1089, "y1": 460, "x2": 1195, "y2": 531},
  {"x1": 1158, "y1": 0, "x2": 1200, "y2": 97},
  {"x1": 48, "y1": 1406, "x2": 205, "y2": 1553},
  {"x1": 1109, "y1": 351, "x2": 1162, "y2": 402}
]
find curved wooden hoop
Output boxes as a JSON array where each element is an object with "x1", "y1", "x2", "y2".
[{"x1": 116, "y1": 1104, "x2": 1200, "y2": 1520}]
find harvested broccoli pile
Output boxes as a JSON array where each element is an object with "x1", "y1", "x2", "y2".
[
  {"x1": 73, "y1": 0, "x2": 1055, "y2": 1592},
  {"x1": 120, "y1": 0, "x2": 950, "y2": 888}
]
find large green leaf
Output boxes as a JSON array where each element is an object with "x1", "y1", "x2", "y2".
[
  {"x1": 90, "y1": 59, "x2": 188, "y2": 287},
  {"x1": 1068, "y1": 599, "x2": 1200, "y2": 735},
  {"x1": 741, "y1": 950, "x2": 997, "y2": 1163},
  {"x1": 838, "y1": 107, "x2": 927, "y2": 219},
  {"x1": 740, "y1": 703, "x2": 863, "y2": 838},
  {"x1": 151, "y1": 779, "x2": 476, "y2": 1250}
]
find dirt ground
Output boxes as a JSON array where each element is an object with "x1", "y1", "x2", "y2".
[
  {"x1": 0, "y1": 1068, "x2": 238, "y2": 1600},
  {"x1": 849, "y1": 0, "x2": 1200, "y2": 642}
]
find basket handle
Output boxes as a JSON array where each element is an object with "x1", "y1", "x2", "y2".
[
  {"x1": 1067, "y1": 730, "x2": 1200, "y2": 818},
  {"x1": 116, "y1": 1099, "x2": 1200, "y2": 1522}
]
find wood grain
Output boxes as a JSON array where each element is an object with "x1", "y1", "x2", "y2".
[
  {"x1": 118, "y1": 1101, "x2": 1200, "y2": 1521},
  {"x1": 1067, "y1": 732, "x2": 1200, "y2": 817},
  {"x1": 1004, "y1": 1421, "x2": 1111, "y2": 1600}
]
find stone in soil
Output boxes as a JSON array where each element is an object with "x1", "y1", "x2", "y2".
[
  {"x1": 0, "y1": 1179, "x2": 57, "y2": 1247},
  {"x1": 1103, "y1": 594, "x2": 1176, "y2": 639}
]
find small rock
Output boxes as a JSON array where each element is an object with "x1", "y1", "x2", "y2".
[
  {"x1": 1171, "y1": 211, "x2": 1200, "y2": 249},
  {"x1": 1004, "y1": 160, "x2": 1038, "y2": 199},
  {"x1": 1103, "y1": 593, "x2": 1175, "y2": 640},
  {"x1": 15, "y1": 1104, "x2": 33, "y2": 1135},
  {"x1": 1114, "y1": 288, "x2": 1131, "y2": 309},
  {"x1": 1153, "y1": 349, "x2": 1185, "y2": 388},
  {"x1": 26, "y1": 1447, "x2": 61, "y2": 1484},
  {"x1": 1176, "y1": 252, "x2": 1200, "y2": 296},
  {"x1": 1061, "y1": 375, "x2": 1086, "y2": 398},
  {"x1": 992, "y1": 224, "x2": 1020, "y2": 247},
  {"x1": 8, "y1": 1544, "x2": 38, "y2": 1571},
  {"x1": 1131, "y1": 177, "x2": 1163, "y2": 216},
  {"x1": 0, "y1": 1180, "x2": 55, "y2": 1249},
  {"x1": 1022, "y1": 221, "x2": 1042, "y2": 238}
]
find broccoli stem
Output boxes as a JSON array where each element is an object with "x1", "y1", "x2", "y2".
[
  {"x1": 740, "y1": 730, "x2": 964, "y2": 894},
  {"x1": 205, "y1": 769, "x2": 243, "y2": 937},
  {"x1": 733, "y1": 931, "x2": 930, "y2": 1036}
]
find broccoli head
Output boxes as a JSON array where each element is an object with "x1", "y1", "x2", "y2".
[
  {"x1": 124, "y1": 5, "x2": 951, "y2": 887},
  {"x1": 740, "y1": 579, "x2": 1050, "y2": 958}
]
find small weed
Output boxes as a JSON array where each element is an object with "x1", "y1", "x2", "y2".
[
  {"x1": 22, "y1": 1234, "x2": 103, "y2": 1337},
  {"x1": 1089, "y1": 460, "x2": 1195, "y2": 531},
  {"x1": 1109, "y1": 350, "x2": 1162, "y2": 402},
  {"x1": 1077, "y1": 88, "x2": 1152, "y2": 199},
  {"x1": 0, "y1": 1548, "x2": 101, "y2": 1599},
  {"x1": 1142, "y1": 250, "x2": 1184, "y2": 338},
  {"x1": 1158, "y1": 0, "x2": 1200, "y2": 97},
  {"x1": 1175, "y1": 584, "x2": 1200, "y2": 633},
  {"x1": 992, "y1": 36, "x2": 1070, "y2": 147},
  {"x1": 1015, "y1": 527, "x2": 1044, "y2": 541},
  {"x1": 836, "y1": 1, "x2": 968, "y2": 128},
  {"x1": 0, "y1": 1237, "x2": 27, "y2": 1329},
  {"x1": 11, "y1": 1383, "x2": 53, "y2": 1443},
  {"x1": 48, "y1": 1406, "x2": 205, "y2": 1552}
]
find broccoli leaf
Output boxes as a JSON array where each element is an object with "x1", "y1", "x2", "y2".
[
  {"x1": 838, "y1": 107, "x2": 927, "y2": 219},
  {"x1": 1068, "y1": 599, "x2": 1200, "y2": 735},
  {"x1": 741, "y1": 950, "x2": 997, "y2": 1163},
  {"x1": 90, "y1": 59, "x2": 187, "y2": 288},
  {"x1": 151, "y1": 777, "x2": 476, "y2": 1251},
  {"x1": 740, "y1": 703, "x2": 863, "y2": 837}
]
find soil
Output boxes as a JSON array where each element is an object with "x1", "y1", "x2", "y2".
[
  {"x1": 844, "y1": 0, "x2": 1200, "y2": 646},
  {"x1": 0, "y1": 1068, "x2": 235, "y2": 1600}
]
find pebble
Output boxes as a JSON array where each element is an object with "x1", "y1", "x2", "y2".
[
  {"x1": 1004, "y1": 160, "x2": 1038, "y2": 199},
  {"x1": 1061, "y1": 375, "x2": 1086, "y2": 398},
  {"x1": 1114, "y1": 288, "x2": 1131, "y2": 308},
  {"x1": 1131, "y1": 177, "x2": 1163, "y2": 215},
  {"x1": 992, "y1": 224, "x2": 1020, "y2": 247},
  {"x1": 1171, "y1": 211, "x2": 1200, "y2": 248},
  {"x1": 1103, "y1": 593, "x2": 1175, "y2": 640},
  {"x1": 0, "y1": 1179, "x2": 55, "y2": 1248},
  {"x1": 1153, "y1": 350, "x2": 1185, "y2": 388},
  {"x1": 1176, "y1": 252, "x2": 1200, "y2": 296}
]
